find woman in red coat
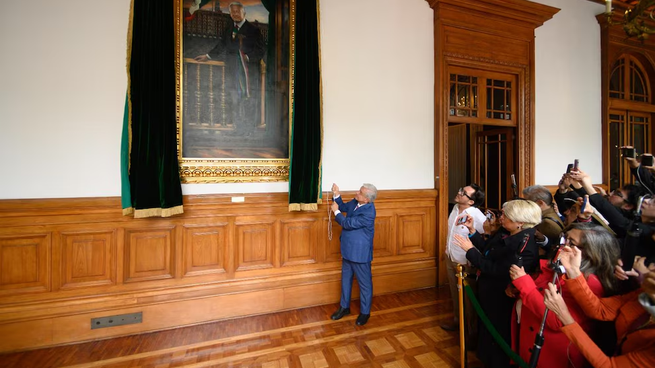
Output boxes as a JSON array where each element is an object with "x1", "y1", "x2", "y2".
[
  {"x1": 544, "y1": 251, "x2": 655, "y2": 367},
  {"x1": 509, "y1": 222, "x2": 620, "y2": 368}
]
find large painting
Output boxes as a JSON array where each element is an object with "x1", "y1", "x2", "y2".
[{"x1": 175, "y1": 0, "x2": 293, "y2": 182}]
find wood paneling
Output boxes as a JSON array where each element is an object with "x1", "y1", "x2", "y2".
[
  {"x1": 0, "y1": 234, "x2": 49, "y2": 295},
  {"x1": 427, "y1": 0, "x2": 559, "y2": 285},
  {"x1": 0, "y1": 190, "x2": 437, "y2": 352},
  {"x1": 235, "y1": 219, "x2": 276, "y2": 271},
  {"x1": 182, "y1": 223, "x2": 227, "y2": 277},
  {"x1": 280, "y1": 218, "x2": 318, "y2": 267},
  {"x1": 373, "y1": 215, "x2": 394, "y2": 258},
  {"x1": 60, "y1": 231, "x2": 115, "y2": 289},
  {"x1": 124, "y1": 228, "x2": 175, "y2": 283},
  {"x1": 398, "y1": 213, "x2": 428, "y2": 255}
]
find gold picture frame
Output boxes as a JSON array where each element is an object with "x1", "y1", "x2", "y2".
[{"x1": 175, "y1": 0, "x2": 294, "y2": 183}]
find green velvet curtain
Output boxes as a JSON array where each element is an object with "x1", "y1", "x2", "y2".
[
  {"x1": 288, "y1": 0, "x2": 323, "y2": 211},
  {"x1": 121, "y1": 0, "x2": 183, "y2": 218}
]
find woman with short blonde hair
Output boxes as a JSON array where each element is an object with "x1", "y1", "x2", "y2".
[
  {"x1": 453, "y1": 199, "x2": 541, "y2": 367},
  {"x1": 502, "y1": 199, "x2": 542, "y2": 230}
]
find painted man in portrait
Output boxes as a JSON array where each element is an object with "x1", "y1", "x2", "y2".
[{"x1": 195, "y1": 1, "x2": 266, "y2": 136}]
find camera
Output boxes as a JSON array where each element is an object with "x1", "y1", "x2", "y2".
[
  {"x1": 641, "y1": 153, "x2": 654, "y2": 167},
  {"x1": 621, "y1": 147, "x2": 636, "y2": 159}
]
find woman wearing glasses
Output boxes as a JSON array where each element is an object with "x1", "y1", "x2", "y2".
[
  {"x1": 509, "y1": 222, "x2": 620, "y2": 368},
  {"x1": 454, "y1": 199, "x2": 542, "y2": 368},
  {"x1": 544, "y1": 251, "x2": 655, "y2": 367}
]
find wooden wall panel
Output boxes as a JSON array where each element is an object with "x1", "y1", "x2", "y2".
[
  {"x1": 280, "y1": 218, "x2": 318, "y2": 267},
  {"x1": 60, "y1": 231, "x2": 116, "y2": 290},
  {"x1": 373, "y1": 215, "x2": 394, "y2": 258},
  {"x1": 124, "y1": 228, "x2": 175, "y2": 283},
  {"x1": 397, "y1": 213, "x2": 427, "y2": 255},
  {"x1": 0, "y1": 234, "x2": 49, "y2": 294},
  {"x1": 182, "y1": 224, "x2": 227, "y2": 277},
  {"x1": 322, "y1": 217, "x2": 342, "y2": 263},
  {"x1": 235, "y1": 219, "x2": 276, "y2": 271},
  {"x1": 0, "y1": 189, "x2": 437, "y2": 352}
]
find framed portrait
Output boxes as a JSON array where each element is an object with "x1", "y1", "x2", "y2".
[{"x1": 175, "y1": 0, "x2": 294, "y2": 183}]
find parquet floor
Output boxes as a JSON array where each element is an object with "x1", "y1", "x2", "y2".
[{"x1": 0, "y1": 287, "x2": 481, "y2": 368}]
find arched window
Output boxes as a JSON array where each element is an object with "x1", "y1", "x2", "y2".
[{"x1": 607, "y1": 55, "x2": 653, "y2": 191}]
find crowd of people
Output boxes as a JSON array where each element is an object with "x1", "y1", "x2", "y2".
[{"x1": 443, "y1": 151, "x2": 655, "y2": 368}]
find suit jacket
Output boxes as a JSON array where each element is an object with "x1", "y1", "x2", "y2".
[
  {"x1": 537, "y1": 207, "x2": 565, "y2": 247},
  {"x1": 208, "y1": 20, "x2": 265, "y2": 64},
  {"x1": 334, "y1": 197, "x2": 376, "y2": 263}
]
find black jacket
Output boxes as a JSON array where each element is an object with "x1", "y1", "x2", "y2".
[{"x1": 465, "y1": 227, "x2": 539, "y2": 367}]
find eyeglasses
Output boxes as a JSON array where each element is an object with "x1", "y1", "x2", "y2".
[
  {"x1": 560, "y1": 233, "x2": 583, "y2": 249},
  {"x1": 458, "y1": 187, "x2": 474, "y2": 200},
  {"x1": 610, "y1": 190, "x2": 628, "y2": 203}
]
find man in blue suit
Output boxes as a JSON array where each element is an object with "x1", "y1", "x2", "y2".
[{"x1": 330, "y1": 183, "x2": 378, "y2": 326}]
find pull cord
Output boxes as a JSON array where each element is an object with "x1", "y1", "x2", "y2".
[{"x1": 327, "y1": 191, "x2": 333, "y2": 241}]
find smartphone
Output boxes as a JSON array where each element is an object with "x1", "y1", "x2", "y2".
[
  {"x1": 641, "y1": 154, "x2": 654, "y2": 167},
  {"x1": 581, "y1": 196, "x2": 588, "y2": 213},
  {"x1": 515, "y1": 256, "x2": 523, "y2": 268},
  {"x1": 621, "y1": 147, "x2": 636, "y2": 159},
  {"x1": 485, "y1": 211, "x2": 494, "y2": 221},
  {"x1": 457, "y1": 215, "x2": 468, "y2": 225},
  {"x1": 573, "y1": 159, "x2": 580, "y2": 171},
  {"x1": 566, "y1": 163, "x2": 574, "y2": 174}
]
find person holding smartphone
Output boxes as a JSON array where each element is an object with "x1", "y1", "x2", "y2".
[
  {"x1": 622, "y1": 146, "x2": 655, "y2": 195},
  {"x1": 543, "y1": 251, "x2": 655, "y2": 368},
  {"x1": 441, "y1": 184, "x2": 487, "y2": 347},
  {"x1": 509, "y1": 223, "x2": 620, "y2": 368},
  {"x1": 453, "y1": 199, "x2": 542, "y2": 368}
]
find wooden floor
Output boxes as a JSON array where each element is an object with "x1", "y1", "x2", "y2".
[{"x1": 0, "y1": 287, "x2": 481, "y2": 368}]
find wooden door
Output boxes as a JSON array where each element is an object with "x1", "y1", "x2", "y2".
[{"x1": 474, "y1": 128, "x2": 515, "y2": 212}]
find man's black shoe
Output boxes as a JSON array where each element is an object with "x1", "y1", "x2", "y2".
[
  {"x1": 355, "y1": 313, "x2": 370, "y2": 326},
  {"x1": 330, "y1": 307, "x2": 350, "y2": 320}
]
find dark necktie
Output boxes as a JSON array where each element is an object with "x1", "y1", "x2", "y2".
[{"x1": 232, "y1": 23, "x2": 238, "y2": 39}]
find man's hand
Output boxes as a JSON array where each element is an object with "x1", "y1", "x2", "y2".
[
  {"x1": 593, "y1": 186, "x2": 608, "y2": 197},
  {"x1": 558, "y1": 174, "x2": 570, "y2": 192},
  {"x1": 331, "y1": 202, "x2": 338, "y2": 213},
  {"x1": 569, "y1": 170, "x2": 595, "y2": 194},
  {"x1": 577, "y1": 195, "x2": 594, "y2": 220},
  {"x1": 331, "y1": 183, "x2": 340, "y2": 197},
  {"x1": 194, "y1": 54, "x2": 209, "y2": 62},
  {"x1": 621, "y1": 146, "x2": 640, "y2": 169}
]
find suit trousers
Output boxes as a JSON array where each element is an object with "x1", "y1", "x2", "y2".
[{"x1": 340, "y1": 259, "x2": 373, "y2": 314}]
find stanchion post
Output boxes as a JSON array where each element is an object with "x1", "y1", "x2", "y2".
[{"x1": 456, "y1": 263, "x2": 466, "y2": 368}]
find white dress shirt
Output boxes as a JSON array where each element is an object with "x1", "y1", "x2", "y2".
[{"x1": 445, "y1": 205, "x2": 487, "y2": 264}]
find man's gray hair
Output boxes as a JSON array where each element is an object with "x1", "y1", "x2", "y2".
[
  {"x1": 522, "y1": 185, "x2": 553, "y2": 206},
  {"x1": 229, "y1": 2, "x2": 245, "y2": 10},
  {"x1": 362, "y1": 183, "x2": 378, "y2": 202}
]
